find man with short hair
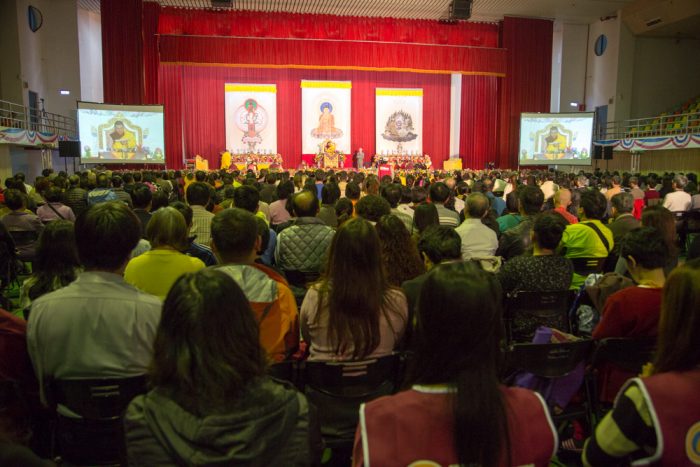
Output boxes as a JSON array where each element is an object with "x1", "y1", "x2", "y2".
[
  {"x1": 497, "y1": 185, "x2": 544, "y2": 260},
  {"x1": 318, "y1": 182, "x2": 340, "y2": 228},
  {"x1": 429, "y1": 182, "x2": 460, "y2": 227},
  {"x1": 131, "y1": 183, "x2": 153, "y2": 238},
  {"x1": 27, "y1": 202, "x2": 161, "y2": 406},
  {"x1": 381, "y1": 184, "x2": 413, "y2": 230},
  {"x1": 169, "y1": 201, "x2": 217, "y2": 266},
  {"x1": 234, "y1": 186, "x2": 276, "y2": 266},
  {"x1": 356, "y1": 194, "x2": 391, "y2": 224},
  {"x1": 629, "y1": 176, "x2": 645, "y2": 200},
  {"x1": 483, "y1": 179, "x2": 506, "y2": 217},
  {"x1": 63, "y1": 175, "x2": 89, "y2": 218},
  {"x1": 212, "y1": 208, "x2": 298, "y2": 361},
  {"x1": 111, "y1": 175, "x2": 133, "y2": 208},
  {"x1": 187, "y1": 182, "x2": 215, "y2": 247},
  {"x1": 275, "y1": 191, "x2": 334, "y2": 277},
  {"x1": 608, "y1": 192, "x2": 640, "y2": 256},
  {"x1": 87, "y1": 173, "x2": 118, "y2": 206},
  {"x1": 259, "y1": 173, "x2": 277, "y2": 204},
  {"x1": 455, "y1": 192, "x2": 498, "y2": 259},
  {"x1": 605, "y1": 175, "x2": 622, "y2": 201},
  {"x1": 662, "y1": 174, "x2": 692, "y2": 212}
]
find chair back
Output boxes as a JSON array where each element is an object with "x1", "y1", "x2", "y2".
[
  {"x1": 504, "y1": 290, "x2": 571, "y2": 342},
  {"x1": 570, "y1": 257, "x2": 606, "y2": 276},
  {"x1": 646, "y1": 198, "x2": 662, "y2": 207},
  {"x1": 50, "y1": 374, "x2": 147, "y2": 420},
  {"x1": 304, "y1": 354, "x2": 399, "y2": 399},
  {"x1": 504, "y1": 340, "x2": 594, "y2": 379},
  {"x1": 591, "y1": 337, "x2": 656, "y2": 373},
  {"x1": 8, "y1": 229, "x2": 39, "y2": 247}
]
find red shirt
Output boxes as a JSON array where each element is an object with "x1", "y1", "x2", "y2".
[
  {"x1": 553, "y1": 206, "x2": 578, "y2": 224},
  {"x1": 644, "y1": 189, "x2": 660, "y2": 200}
]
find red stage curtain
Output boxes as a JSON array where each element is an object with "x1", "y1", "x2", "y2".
[
  {"x1": 460, "y1": 75, "x2": 499, "y2": 169},
  {"x1": 160, "y1": 65, "x2": 451, "y2": 170},
  {"x1": 159, "y1": 36, "x2": 506, "y2": 76},
  {"x1": 159, "y1": 9, "x2": 499, "y2": 47},
  {"x1": 101, "y1": 0, "x2": 144, "y2": 104},
  {"x1": 142, "y1": 2, "x2": 160, "y2": 104},
  {"x1": 497, "y1": 17, "x2": 553, "y2": 168}
]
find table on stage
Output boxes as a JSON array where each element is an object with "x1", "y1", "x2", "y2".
[{"x1": 301, "y1": 154, "x2": 353, "y2": 169}]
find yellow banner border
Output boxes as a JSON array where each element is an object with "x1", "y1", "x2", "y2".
[
  {"x1": 224, "y1": 84, "x2": 277, "y2": 93},
  {"x1": 376, "y1": 88, "x2": 424, "y2": 97},
  {"x1": 300, "y1": 80, "x2": 353, "y2": 89}
]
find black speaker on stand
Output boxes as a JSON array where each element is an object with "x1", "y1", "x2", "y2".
[{"x1": 58, "y1": 140, "x2": 81, "y2": 174}]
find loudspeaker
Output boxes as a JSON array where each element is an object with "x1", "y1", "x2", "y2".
[
  {"x1": 593, "y1": 145, "x2": 603, "y2": 160},
  {"x1": 603, "y1": 146, "x2": 613, "y2": 160},
  {"x1": 58, "y1": 140, "x2": 80, "y2": 158},
  {"x1": 449, "y1": 0, "x2": 472, "y2": 20}
]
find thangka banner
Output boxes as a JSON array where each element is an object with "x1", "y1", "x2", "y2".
[
  {"x1": 375, "y1": 88, "x2": 423, "y2": 155},
  {"x1": 224, "y1": 84, "x2": 277, "y2": 154},
  {"x1": 301, "y1": 80, "x2": 351, "y2": 154}
]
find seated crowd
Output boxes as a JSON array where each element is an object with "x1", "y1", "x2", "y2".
[{"x1": 0, "y1": 166, "x2": 698, "y2": 466}]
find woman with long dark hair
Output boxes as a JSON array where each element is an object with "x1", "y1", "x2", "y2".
[
  {"x1": 353, "y1": 262, "x2": 557, "y2": 467},
  {"x1": 375, "y1": 214, "x2": 424, "y2": 287},
  {"x1": 19, "y1": 220, "x2": 80, "y2": 309},
  {"x1": 300, "y1": 217, "x2": 407, "y2": 361},
  {"x1": 583, "y1": 259, "x2": 700, "y2": 465},
  {"x1": 125, "y1": 269, "x2": 316, "y2": 465}
]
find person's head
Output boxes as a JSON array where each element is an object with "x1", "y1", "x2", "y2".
[
  {"x1": 194, "y1": 171, "x2": 206, "y2": 183},
  {"x1": 75, "y1": 202, "x2": 140, "y2": 272},
  {"x1": 321, "y1": 182, "x2": 341, "y2": 206},
  {"x1": 276, "y1": 180, "x2": 294, "y2": 200},
  {"x1": 113, "y1": 121, "x2": 125, "y2": 137},
  {"x1": 611, "y1": 175, "x2": 621, "y2": 187},
  {"x1": 465, "y1": 192, "x2": 490, "y2": 219},
  {"x1": 44, "y1": 186, "x2": 63, "y2": 203},
  {"x1": 653, "y1": 258, "x2": 700, "y2": 375},
  {"x1": 254, "y1": 216, "x2": 271, "y2": 255},
  {"x1": 553, "y1": 188, "x2": 572, "y2": 209},
  {"x1": 532, "y1": 213, "x2": 567, "y2": 251},
  {"x1": 320, "y1": 217, "x2": 393, "y2": 359},
  {"x1": 146, "y1": 207, "x2": 189, "y2": 251},
  {"x1": 151, "y1": 269, "x2": 267, "y2": 413},
  {"x1": 417, "y1": 225, "x2": 462, "y2": 269},
  {"x1": 381, "y1": 184, "x2": 403, "y2": 208},
  {"x1": 518, "y1": 185, "x2": 544, "y2": 216},
  {"x1": 429, "y1": 182, "x2": 450, "y2": 204},
  {"x1": 412, "y1": 203, "x2": 439, "y2": 234},
  {"x1": 375, "y1": 214, "x2": 424, "y2": 284},
  {"x1": 30, "y1": 220, "x2": 80, "y2": 299},
  {"x1": 345, "y1": 182, "x2": 361, "y2": 201},
  {"x1": 291, "y1": 190, "x2": 320, "y2": 217},
  {"x1": 233, "y1": 185, "x2": 260, "y2": 213},
  {"x1": 611, "y1": 192, "x2": 634, "y2": 217},
  {"x1": 411, "y1": 186, "x2": 428, "y2": 205},
  {"x1": 641, "y1": 205, "x2": 678, "y2": 258},
  {"x1": 211, "y1": 208, "x2": 259, "y2": 264},
  {"x1": 151, "y1": 190, "x2": 169, "y2": 212},
  {"x1": 409, "y1": 261, "x2": 507, "y2": 467},
  {"x1": 629, "y1": 176, "x2": 639, "y2": 188},
  {"x1": 96, "y1": 173, "x2": 111, "y2": 189},
  {"x1": 335, "y1": 197, "x2": 354, "y2": 225},
  {"x1": 169, "y1": 201, "x2": 193, "y2": 229},
  {"x1": 4, "y1": 189, "x2": 25, "y2": 211},
  {"x1": 186, "y1": 182, "x2": 211, "y2": 207},
  {"x1": 111, "y1": 175, "x2": 123, "y2": 188},
  {"x1": 620, "y1": 227, "x2": 668, "y2": 281},
  {"x1": 14, "y1": 172, "x2": 25, "y2": 183},
  {"x1": 131, "y1": 183, "x2": 153, "y2": 210},
  {"x1": 355, "y1": 195, "x2": 391, "y2": 223},
  {"x1": 548, "y1": 126, "x2": 560, "y2": 139},
  {"x1": 579, "y1": 190, "x2": 607, "y2": 220},
  {"x1": 505, "y1": 190, "x2": 519, "y2": 214},
  {"x1": 364, "y1": 176, "x2": 380, "y2": 196},
  {"x1": 672, "y1": 174, "x2": 688, "y2": 191}
]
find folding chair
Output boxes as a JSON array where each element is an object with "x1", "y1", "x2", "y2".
[
  {"x1": 570, "y1": 257, "x2": 606, "y2": 277},
  {"x1": 503, "y1": 340, "x2": 594, "y2": 434},
  {"x1": 303, "y1": 354, "x2": 401, "y2": 467},
  {"x1": 587, "y1": 336, "x2": 656, "y2": 423},
  {"x1": 49, "y1": 375, "x2": 147, "y2": 466},
  {"x1": 504, "y1": 290, "x2": 572, "y2": 343}
]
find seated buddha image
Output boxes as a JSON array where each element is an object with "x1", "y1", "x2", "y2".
[
  {"x1": 544, "y1": 126, "x2": 567, "y2": 154},
  {"x1": 109, "y1": 120, "x2": 137, "y2": 151},
  {"x1": 382, "y1": 111, "x2": 417, "y2": 142},
  {"x1": 311, "y1": 102, "x2": 343, "y2": 139}
]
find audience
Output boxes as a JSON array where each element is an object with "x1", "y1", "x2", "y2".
[
  {"x1": 1, "y1": 189, "x2": 44, "y2": 261},
  {"x1": 455, "y1": 192, "x2": 498, "y2": 259},
  {"x1": 124, "y1": 207, "x2": 205, "y2": 299},
  {"x1": 662, "y1": 174, "x2": 692, "y2": 212},
  {"x1": 607, "y1": 192, "x2": 640, "y2": 257},
  {"x1": 124, "y1": 269, "x2": 317, "y2": 465},
  {"x1": 381, "y1": 184, "x2": 413, "y2": 231},
  {"x1": 318, "y1": 182, "x2": 340, "y2": 227},
  {"x1": 87, "y1": 173, "x2": 118, "y2": 205},
  {"x1": 168, "y1": 201, "x2": 218, "y2": 266},
  {"x1": 62, "y1": 175, "x2": 88, "y2": 218},
  {"x1": 211, "y1": 208, "x2": 298, "y2": 361},
  {"x1": 355, "y1": 194, "x2": 391, "y2": 223},
  {"x1": 583, "y1": 259, "x2": 700, "y2": 466},
  {"x1": 19, "y1": 220, "x2": 80, "y2": 310},
  {"x1": 300, "y1": 218, "x2": 407, "y2": 361},
  {"x1": 131, "y1": 183, "x2": 153, "y2": 238},
  {"x1": 429, "y1": 182, "x2": 460, "y2": 227},
  {"x1": 497, "y1": 185, "x2": 544, "y2": 260},
  {"x1": 36, "y1": 186, "x2": 75, "y2": 223},
  {"x1": 354, "y1": 262, "x2": 556, "y2": 467},
  {"x1": 553, "y1": 188, "x2": 578, "y2": 224},
  {"x1": 375, "y1": 214, "x2": 425, "y2": 287},
  {"x1": 186, "y1": 181, "x2": 215, "y2": 246},
  {"x1": 269, "y1": 180, "x2": 294, "y2": 226}
]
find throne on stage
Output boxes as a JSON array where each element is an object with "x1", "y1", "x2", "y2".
[{"x1": 315, "y1": 139, "x2": 345, "y2": 168}]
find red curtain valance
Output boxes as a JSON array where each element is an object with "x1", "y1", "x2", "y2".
[
  {"x1": 158, "y1": 9, "x2": 499, "y2": 47},
  {"x1": 159, "y1": 35, "x2": 506, "y2": 76}
]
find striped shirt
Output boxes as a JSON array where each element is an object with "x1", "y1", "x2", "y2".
[{"x1": 190, "y1": 205, "x2": 214, "y2": 247}]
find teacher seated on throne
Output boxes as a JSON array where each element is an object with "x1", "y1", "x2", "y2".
[{"x1": 109, "y1": 120, "x2": 137, "y2": 151}]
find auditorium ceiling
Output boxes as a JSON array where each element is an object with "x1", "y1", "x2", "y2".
[{"x1": 78, "y1": 0, "x2": 634, "y2": 23}]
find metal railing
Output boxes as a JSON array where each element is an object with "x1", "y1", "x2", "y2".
[
  {"x1": 597, "y1": 110, "x2": 700, "y2": 141},
  {"x1": 0, "y1": 99, "x2": 77, "y2": 138}
]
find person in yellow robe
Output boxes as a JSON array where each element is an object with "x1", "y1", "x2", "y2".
[
  {"x1": 220, "y1": 150, "x2": 232, "y2": 170},
  {"x1": 110, "y1": 121, "x2": 137, "y2": 150},
  {"x1": 544, "y1": 126, "x2": 567, "y2": 154}
]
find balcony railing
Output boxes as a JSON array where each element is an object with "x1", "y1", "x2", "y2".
[
  {"x1": 596, "y1": 110, "x2": 700, "y2": 141},
  {"x1": 0, "y1": 99, "x2": 77, "y2": 138}
]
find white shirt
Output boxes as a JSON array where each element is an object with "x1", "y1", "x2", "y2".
[
  {"x1": 27, "y1": 271, "x2": 162, "y2": 406},
  {"x1": 455, "y1": 218, "x2": 498, "y2": 259},
  {"x1": 662, "y1": 190, "x2": 692, "y2": 212}
]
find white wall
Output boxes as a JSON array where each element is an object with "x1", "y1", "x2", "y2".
[
  {"x1": 0, "y1": 0, "x2": 23, "y2": 104},
  {"x1": 630, "y1": 37, "x2": 700, "y2": 118},
  {"x1": 550, "y1": 21, "x2": 563, "y2": 112},
  {"x1": 78, "y1": 8, "x2": 103, "y2": 103},
  {"x1": 614, "y1": 22, "x2": 636, "y2": 122},
  {"x1": 585, "y1": 17, "x2": 621, "y2": 120},
  {"x1": 560, "y1": 23, "x2": 589, "y2": 113}
]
